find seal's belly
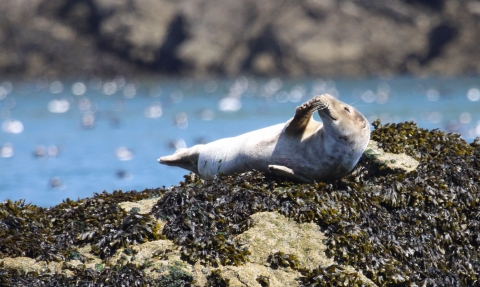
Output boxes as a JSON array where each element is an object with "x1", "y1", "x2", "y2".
[{"x1": 197, "y1": 124, "x2": 284, "y2": 179}]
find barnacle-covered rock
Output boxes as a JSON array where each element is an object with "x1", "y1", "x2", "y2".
[
  {"x1": 0, "y1": 256, "x2": 63, "y2": 274},
  {"x1": 363, "y1": 140, "x2": 419, "y2": 173},
  {"x1": 192, "y1": 261, "x2": 302, "y2": 286},
  {"x1": 236, "y1": 212, "x2": 332, "y2": 270},
  {"x1": 118, "y1": 198, "x2": 161, "y2": 215}
]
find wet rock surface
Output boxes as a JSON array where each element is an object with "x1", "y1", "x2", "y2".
[
  {"x1": 1, "y1": 120, "x2": 480, "y2": 286},
  {"x1": 2, "y1": 0, "x2": 480, "y2": 78}
]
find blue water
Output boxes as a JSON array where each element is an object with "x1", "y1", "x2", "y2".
[{"x1": 1, "y1": 76, "x2": 479, "y2": 207}]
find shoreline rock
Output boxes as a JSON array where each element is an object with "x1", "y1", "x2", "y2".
[
  {"x1": 1, "y1": 0, "x2": 480, "y2": 79},
  {"x1": 0, "y1": 121, "x2": 479, "y2": 286}
]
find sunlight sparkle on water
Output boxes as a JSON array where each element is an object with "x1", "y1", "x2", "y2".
[
  {"x1": 48, "y1": 99, "x2": 70, "y2": 113},
  {"x1": 2, "y1": 119, "x2": 23, "y2": 134},
  {"x1": 199, "y1": 109, "x2": 215, "y2": 121},
  {"x1": 49, "y1": 81, "x2": 63, "y2": 94},
  {"x1": 467, "y1": 88, "x2": 480, "y2": 101},
  {"x1": 174, "y1": 112, "x2": 189, "y2": 129},
  {"x1": 123, "y1": 83, "x2": 137, "y2": 98},
  {"x1": 103, "y1": 81, "x2": 118, "y2": 95},
  {"x1": 460, "y1": 112, "x2": 472, "y2": 124},
  {"x1": 72, "y1": 82, "x2": 87, "y2": 96},
  {"x1": 218, "y1": 97, "x2": 242, "y2": 112},
  {"x1": 170, "y1": 91, "x2": 183, "y2": 103},
  {"x1": 0, "y1": 143, "x2": 13, "y2": 158},
  {"x1": 0, "y1": 86, "x2": 8, "y2": 100},
  {"x1": 115, "y1": 146, "x2": 134, "y2": 161},
  {"x1": 204, "y1": 80, "x2": 218, "y2": 93},
  {"x1": 144, "y1": 102, "x2": 163, "y2": 119},
  {"x1": 426, "y1": 89, "x2": 440, "y2": 101}
]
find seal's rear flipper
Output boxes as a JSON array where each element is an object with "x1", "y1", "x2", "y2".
[
  {"x1": 158, "y1": 147, "x2": 200, "y2": 174},
  {"x1": 268, "y1": 165, "x2": 312, "y2": 183}
]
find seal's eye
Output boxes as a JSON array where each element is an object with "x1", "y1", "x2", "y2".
[{"x1": 344, "y1": 107, "x2": 350, "y2": 113}]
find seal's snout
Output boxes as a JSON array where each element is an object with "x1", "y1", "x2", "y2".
[{"x1": 315, "y1": 94, "x2": 338, "y2": 122}]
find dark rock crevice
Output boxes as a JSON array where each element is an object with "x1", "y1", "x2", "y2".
[
  {"x1": 38, "y1": 0, "x2": 103, "y2": 35},
  {"x1": 241, "y1": 25, "x2": 286, "y2": 75},
  {"x1": 403, "y1": 0, "x2": 445, "y2": 11},
  {"x1": 151, "y1": 14, "x2": 190, "y2": 74},
  {"x1": 420, "y1": 22, "x2": 458, "y2": 65}
]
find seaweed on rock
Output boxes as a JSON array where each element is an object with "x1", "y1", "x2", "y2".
[
  {"x1": 0, "y1": 200, "x2": 62, "y2": 262},
  {"x1": 1, "y1": 121, "x2": 480, "y2": 286},
  {"x1": 150, "y1": 120, "x2": 480, "y2": 286},
  {"x1": 156, "y1": 264, "x2": 193, "y2": 287},
  {"x1": 0, "y1": 263, "x2": 154, "y2": 286},
  {"x1": 298, "y1": 264, "x2": 368, "y2": 287},
  {"x1": 49, "y1": 188, "x2": 166, "y2": 259},
  {"x1": 293, "y1": 120, "x2": 480, "y2": 286},
  {"x1": 85, "y1": 212, "x2": 163, "y2": 259},
  {"x1": 151, "y1": 172, "x2": 277, "y2": 266},
  {"x1": 206, "y1": 269, "x2": 230, "y2": 287},
  {"x1": 268, "y1": 251, "x2": 300, "y2": 269},
  {"x1": 256, "y1": 275, "x2": 270, "y2": 287},
  {"x1": 0, "y1": 188, "x2": 166, "y2": 262}
]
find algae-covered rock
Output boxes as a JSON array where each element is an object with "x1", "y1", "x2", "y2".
[{"x1": 1, "y1": 121, "x2": 479, "y2": 287}]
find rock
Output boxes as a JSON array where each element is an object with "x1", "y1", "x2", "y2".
[
  {"x1": 117, "y1": 198, "x2": 160, "y2": 215},
  {"x1": 0, "y1": 121, "x2": 479, "y2": 286},
  {"x1": 364, "y1": 140, "x2": 420, "y2": 173},
  {"x1": 1, "y1": 0, "x2": 480, "y2": 78},
  {"x1": 0, "y1": 0, "x2": 140, "y2": 78}
]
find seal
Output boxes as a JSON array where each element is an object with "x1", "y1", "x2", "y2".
[{"x1": 158, "y1": 94, "x2": 370, "y2": 183}]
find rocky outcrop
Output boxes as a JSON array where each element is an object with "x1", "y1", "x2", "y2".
[
  {"x1": 1, "y1": 0, "x2": 480, "y2": 78},
  {"x1": 1, "y1": 121, "x2": 479, "y2": 286}
]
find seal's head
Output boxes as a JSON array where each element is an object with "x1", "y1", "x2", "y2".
[{"x1": 316, "y1": 93, "x2": 370, "y2": 157}]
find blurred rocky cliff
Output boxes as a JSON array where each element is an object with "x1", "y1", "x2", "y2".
[{"x1": 1, "y1": 0, "x2": 480, "y2": 78}]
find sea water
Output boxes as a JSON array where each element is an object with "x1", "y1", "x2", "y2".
[{"x1": 0, "y1": 76, "x2": 479, "y2": 207}]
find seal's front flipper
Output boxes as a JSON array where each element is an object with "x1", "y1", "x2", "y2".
[
  {"x1": 268, "y1": 165, "x2": 313, "y2": 183},
  {"x1": 158, "y1": 147, "x2": 200, "y2": 174},
  {"x1": 285, "y1": 96, "x2": 324, "y2": 135}
]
